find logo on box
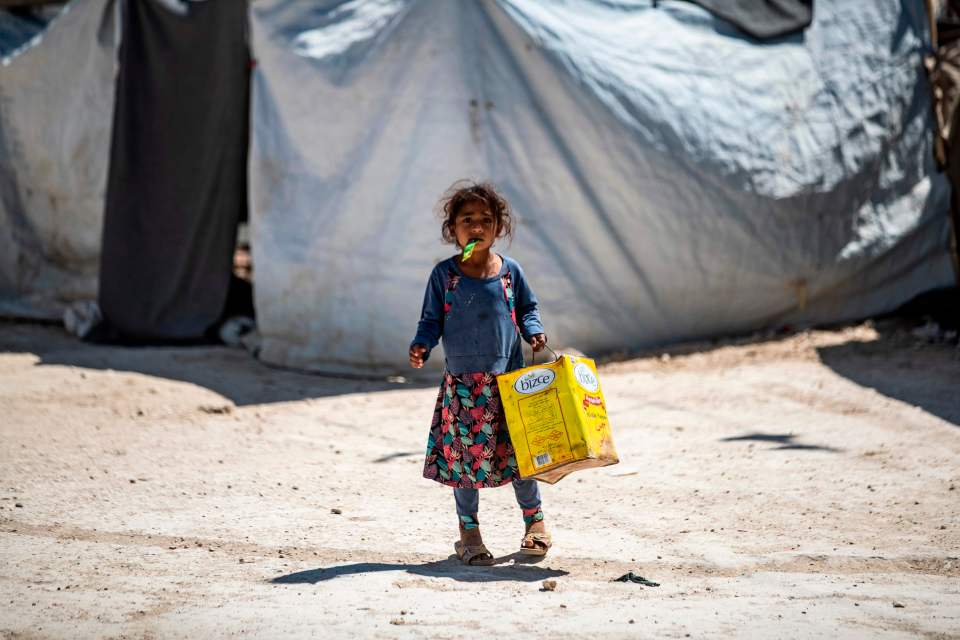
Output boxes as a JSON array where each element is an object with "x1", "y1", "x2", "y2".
[
  {"x1": 514, "y1": 368, "x2": 556, "y2": 394},
  {"x1": 573, "y1": 363, "x2": 599, "y2": 392}
]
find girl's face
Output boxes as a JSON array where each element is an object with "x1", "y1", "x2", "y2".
[{"x1": 452, "y1": 199, "x2": 499, "y2": 251}]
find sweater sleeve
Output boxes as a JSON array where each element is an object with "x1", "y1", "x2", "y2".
[
  {"x1": 411, "y1": 264, "x2": 446, "y2": 361},
  {"x1": 510, "y1": 260, "x2": 545, "y2": 341}
]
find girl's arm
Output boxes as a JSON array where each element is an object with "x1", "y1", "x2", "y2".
[
  {"x1": 511, "y1": 261, "x2": 545, "y2": 342},
  {"x1": 410, "y1": 266, "x2": 445, "y2": 364}
]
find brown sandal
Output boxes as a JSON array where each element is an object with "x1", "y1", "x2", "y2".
[
  {"x1": 454, "y1": 540, "x2": 495, "y2": 566},
  {"x1": 519, "y1": 531, "x2": 552, "y2": 556}
]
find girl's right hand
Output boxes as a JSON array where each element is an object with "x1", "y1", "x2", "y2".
[{"x1": 409, "y1": 344, "x2": 428, "y2": 368}]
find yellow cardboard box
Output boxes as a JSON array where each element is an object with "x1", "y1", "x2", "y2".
[{"x1": 496, "y1": 354, "x2": 618, "y2": 483}]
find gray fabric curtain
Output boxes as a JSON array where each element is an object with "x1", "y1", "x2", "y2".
[{"x1": 95, "y1": 0, "x2": 249, "y2": 343}]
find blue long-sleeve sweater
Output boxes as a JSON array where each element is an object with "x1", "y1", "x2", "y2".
[{"x1": 411, "y1": 255, "x2": 544, "y2": 375}]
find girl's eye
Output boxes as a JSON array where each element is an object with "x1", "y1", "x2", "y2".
[{"x1": 457, "y1": 214, "x2": 492, "y2": 225}]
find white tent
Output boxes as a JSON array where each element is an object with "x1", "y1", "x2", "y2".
[
  {"x1": 0, "y1": 0, "x2": 953, "y2": 376},
  {"x1": 249, "y1": 0, "x2": 953, "y2": 375}
]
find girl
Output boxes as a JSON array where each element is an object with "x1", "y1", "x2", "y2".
[{"x1": 409, "y1": 180, "x2": 551, "y2": 566}]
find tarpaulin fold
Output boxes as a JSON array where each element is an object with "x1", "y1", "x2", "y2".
[{"x1": 682, "y1": 0, "x2": 813, "y2": 40}]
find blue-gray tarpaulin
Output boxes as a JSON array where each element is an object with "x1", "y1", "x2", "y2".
[{"x1": 248, "y1": 0, "x2": 953, "y2": 375}]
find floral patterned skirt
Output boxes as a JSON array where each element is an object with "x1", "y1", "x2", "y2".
[{"x1": 422, "y1": 371, "x2": 519, "y2": 488}]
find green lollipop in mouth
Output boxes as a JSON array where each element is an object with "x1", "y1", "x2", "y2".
[{"x1": 461, "y1": 239, "x2": 479, "y2": 262}]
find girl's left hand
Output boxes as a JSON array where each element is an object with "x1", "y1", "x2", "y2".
[{"x1": 529, "y1": 333, "x2": 547, "y2": 352}]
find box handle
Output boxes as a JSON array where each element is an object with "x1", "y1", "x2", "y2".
[{"x1": 528, "y1": 343, "x2": 559, "y2": 365}]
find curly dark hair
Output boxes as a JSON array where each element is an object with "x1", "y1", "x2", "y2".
[{"x1": 437, "y1": 180, "x2": 514, "y2": 245}]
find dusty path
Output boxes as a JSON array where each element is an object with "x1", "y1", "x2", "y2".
[{"x1": 1, "y1": 321, "x2": 958, "y2": 639}]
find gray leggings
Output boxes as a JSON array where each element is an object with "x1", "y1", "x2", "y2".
[{"x1": 453, "y1": 478, "x2": 541, "y2": 518}]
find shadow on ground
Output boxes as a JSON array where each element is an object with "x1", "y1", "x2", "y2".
[
  {"x1": 816, "y1": 320, "x2": 960, "y2": 428},
  {"x1": 0, "y1": 321, "x2": 435, "y2": 406},
  {"x1": 5, "y1": 291, "x2": 958, "y2": 417},
  {"x1": 719, "y1": 432, "x2": 842, "y2": 452},
  {"x1": 271, "y1": 554, "x2": 568, "y2": 584}
]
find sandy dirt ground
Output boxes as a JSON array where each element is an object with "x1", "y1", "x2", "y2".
[{"x1": 0, "y1": 319, "x2": 958, "y2": 639}]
